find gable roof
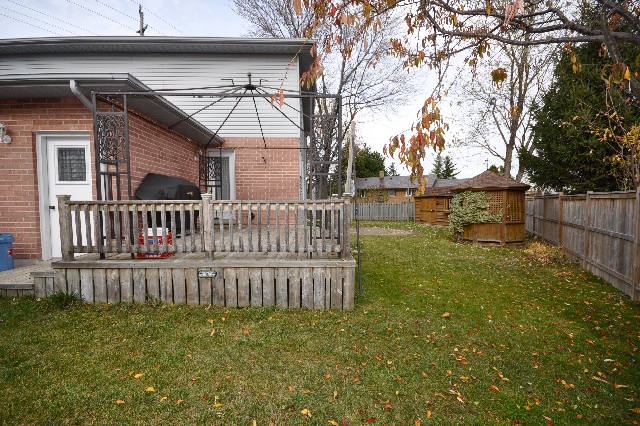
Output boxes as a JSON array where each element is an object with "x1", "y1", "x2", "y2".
[
  {"x1": 451, "y1": 170, "x2": 530, "y2": 192},
  {"x1": 355, "y1": 174, "x2": 437, "y2": 190},
  {"x1": 0, "y1": 36, "x2": 316, "y2": 87}
]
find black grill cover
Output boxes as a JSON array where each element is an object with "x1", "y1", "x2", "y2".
[{"x1": 135, "y1": 173, "x2": 201, "y2": 200}]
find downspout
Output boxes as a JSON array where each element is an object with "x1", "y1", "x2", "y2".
[{"x1": 70, "y1": 80, "x2": 94, "y2": 111}]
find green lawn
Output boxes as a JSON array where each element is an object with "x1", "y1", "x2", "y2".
[{"x1": 1, "y1": 222, "x2": 639, "y2": 425}]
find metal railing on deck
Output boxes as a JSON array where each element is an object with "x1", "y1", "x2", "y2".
[{"x1": 57, "y1": 195, "x2": 351, "y2": 261}]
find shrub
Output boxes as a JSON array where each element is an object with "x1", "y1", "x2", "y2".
[
  {"x1": 46, "y1": 291, "x2": 83, "y2": 309},
  {"x1": 448, "y1": 190, "x2": 502, "y2": 233}
]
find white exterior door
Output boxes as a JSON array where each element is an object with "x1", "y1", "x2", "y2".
[{"x1": 46, "y1": 137, "x2": 93, "y2": 258}]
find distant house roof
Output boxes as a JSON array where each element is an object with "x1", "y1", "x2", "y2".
[
  {"x1": 418, "y1": 178, "x2": 469, "y2": 196},
  {"x1": 355, "y1": 174, "x2": 437, "y2": 190},
  {"x1": 452, "y1": 170, "x2": 530, "y2": 192}
]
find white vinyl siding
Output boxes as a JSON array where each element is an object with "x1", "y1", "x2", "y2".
[{"x1": 0, "y1": 53, "x2": 301, "y2": 138}]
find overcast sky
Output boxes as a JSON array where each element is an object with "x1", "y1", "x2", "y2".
[{"x1": 0, "y1": 0, "x2": 488, "y2": 178}]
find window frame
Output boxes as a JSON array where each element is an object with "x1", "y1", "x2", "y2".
[{"x1": 205, "y1": 149, "x2": 236, "y2": 200}]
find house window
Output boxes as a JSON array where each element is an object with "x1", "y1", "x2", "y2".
[
  {"x1": 57, "y1": 148, "x2": 86, "y2": 182},
  {"x1": 359, "y1": 189, "x2": 366, "y2": 198},
  {"x1": 388, "y1": 189, "x2": 396, "y2": 196},
  {"x1": 206, "y1": 149, "x2": 235, "y2": 200},
  {"x1": 406, "y1": 189, "x2": 415, "y2": 197}
]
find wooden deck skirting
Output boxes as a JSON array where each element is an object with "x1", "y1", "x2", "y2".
[
  {"x1": 47, "y1": 196, "x2": 356, "y2": 309},
  {"x1": 37, "y1": 253, "x2": 355, "y2": 309},
  {"x1": 0, "y1": 283, "x2": 34, "y2": 298}
]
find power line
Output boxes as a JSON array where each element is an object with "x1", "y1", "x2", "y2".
[
  {"x1": 93, "y1": 0, "x2": 137, "y2": 22},
  {"x1": 66, "y1": 0, "x2": 137, "y2": 32},
  {"x1": 92, "y1": 0, "x2": 166, "y2": 36},
  {"x1": 0, "y1": 12, "x2": 62, "y2": 36},
  {"x1": 128, "y1": 0, "x2": 187, "y2": 36},
  {"x1": 7, "y1": 0, "x2": 99, "y2": 36},
  {"x1": 1, "y1": 6, "x2": 80, "y2": 36}
]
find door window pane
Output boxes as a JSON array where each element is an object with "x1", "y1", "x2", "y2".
[{"x1": 58, "y1": 148, "x2": 86, "y2": 182}]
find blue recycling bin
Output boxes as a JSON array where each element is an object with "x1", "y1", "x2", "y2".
[{"x1": 0, "y1": 233, "x2": 15, "y2": 272}]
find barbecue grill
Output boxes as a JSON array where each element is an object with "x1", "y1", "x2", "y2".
[{"x1": 135, "y1": 173, "x2": 201, "y2": 235}]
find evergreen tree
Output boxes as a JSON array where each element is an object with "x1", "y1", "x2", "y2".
[
  {"x1": 488, "y1": 165, "x2": 505, "y2": 176},
  {"x1": 387, "y1": 162, "x2": 400, "y2": 176},
  {"x1": 341, "y1": 143, "x2": 387, "y2": 179},
  {"x1": 441, "y1": 156, "x2": 459, "y2": 179},
  {"x1": 432, "y1": 153, "x2": 458, "y2": 179},
  {"x1": 431, "y1": 153, "x2": 444, "y2": 178},
  {"x1": 519, "y1": 41, "x2": 639, "y2": 193}
]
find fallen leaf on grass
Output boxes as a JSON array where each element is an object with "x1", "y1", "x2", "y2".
[
  {"x1": 415, "y1": 419, "x2": 421, "y2": 426},
  {"x1": 490, "y1": 385, "x2": 499, "y2": 392},
  {"x1": 145, "y1": 386, "x2": 155, "y2": 392},
  {"x1": 614, "y1": 383, "x2": 629, "y2": 388},
  {"x1": 134, "y1": 373, "x2": 144, "y2": 379},
  {"x1": 213, "y1": 402, "x2": 224, "y2": 408},
  {"x1": 333, "y1": 390, "x2": 338, "y2": 399},
  {"x1": 592, "y1": 376, "x2": 609, "y2": 384},
  {"x1": 116, "y1": 399, "x2": 125, "y2": 404},
  {"x1": 365, "y1": 418, "x2": 376, "y2": 423},
  {"x1": 301, "y1": 408, "x2": 312, "y2": 417},
  {"x1": 329, "y1": 421, "x2": 339, "y2": 426},
  {"x1": 243, "y1": 329, "x2": 249, "y2": 335},
  {"x1": 176, "y1": 399, "x2": 184, "y2": 405},
  {"x1": 442, "y1": 312, "x2": 451, "y2": 318},
  {"x1": 630, "y1": 408, "x2": 640, "y2": 413},
  {"x1": 385, "y1": 403, "x2": 393, "y2": 409},
  {"x1": 427, "y1": 410, "x2": 432, "y2": 418},
  {"x1": 210, "y1": 329, "x2": 216, "y2": 336},
  {"x1": 159, "y1": 396, "x2": 168, "y2": 402}
]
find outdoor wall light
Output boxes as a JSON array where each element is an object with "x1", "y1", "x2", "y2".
[{"x1": 0, "y1": 124, "x2": 11, "y2": 144}]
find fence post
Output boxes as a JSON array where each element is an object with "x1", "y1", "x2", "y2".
[
  {"x1": 201, "y1": 193, "x2": 213, "y2": 260},
  {"x1": 632, "y1": 188, "x2": 640, "y2": 302},
  {"x1": 582, "y1": 191, "x2": 593, "y2": 270},
  {"x1": 57, "y1": 195, "x2": 74, "y2": 262},
  {"x1": 542, "y1": 194, "x2": 547, "y2": 242},
  {"x1": 342, "y1": 195, "x2": 351, "y2": 259},
  {"x1": 558, "y1": 192, "x2": 564, "y2": 247}
]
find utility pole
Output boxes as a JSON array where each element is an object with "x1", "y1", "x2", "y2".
[
  {"x1": 345, "y1": 122, "x2": 356, "y2": 195},
  {"x1": 136, "y1": 5, "x2": 148, "y2": 36}
]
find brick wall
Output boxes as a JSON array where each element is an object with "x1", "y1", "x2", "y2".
[
  {"x1": 222, "y1": 137, "x2": 300, "y2": 200},
  {"x1": 0, "y1": 98, "x2": 302, "y2": 260},
  {"x1": 0, "y1": 97, "x2": 201, "y2": 259},
  {"x1": 0, "y1": 98, "x2": 93, "y2": 259}
]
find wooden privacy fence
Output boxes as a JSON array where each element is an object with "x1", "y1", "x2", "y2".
[
  {"x1": 58, "y1": 195, "x2": 350, "y2": 261},
  {"x1": 352, "y1": 202, "x2": 414, "y2": 221},
  {"x1": 525, "y1": 190, "x2": 640, "y2": 301}
]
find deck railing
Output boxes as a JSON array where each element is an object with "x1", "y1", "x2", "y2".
[{"x1": 57, "y1": 194, "x2": 351, "y2": 261}]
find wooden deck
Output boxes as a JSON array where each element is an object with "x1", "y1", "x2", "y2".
[{"x1": 39, "y1": 251, "x2": 355, "y2": 310}]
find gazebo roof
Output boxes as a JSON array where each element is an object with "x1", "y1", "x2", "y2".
[{"x1": 451, "y1": 170, "x2": 530, "y2": 192}]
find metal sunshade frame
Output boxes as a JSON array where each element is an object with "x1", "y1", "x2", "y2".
[
  {"x1": 92, "y1": 75, "x2": 343, "y2": 201},
  {"x1": 92, "y1": 92, "x2": 132, "y2": 201}
]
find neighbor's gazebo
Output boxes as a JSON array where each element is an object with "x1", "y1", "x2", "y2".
[{"x1": 451, "y1": 171, "x2": 530, "y2": 245}]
